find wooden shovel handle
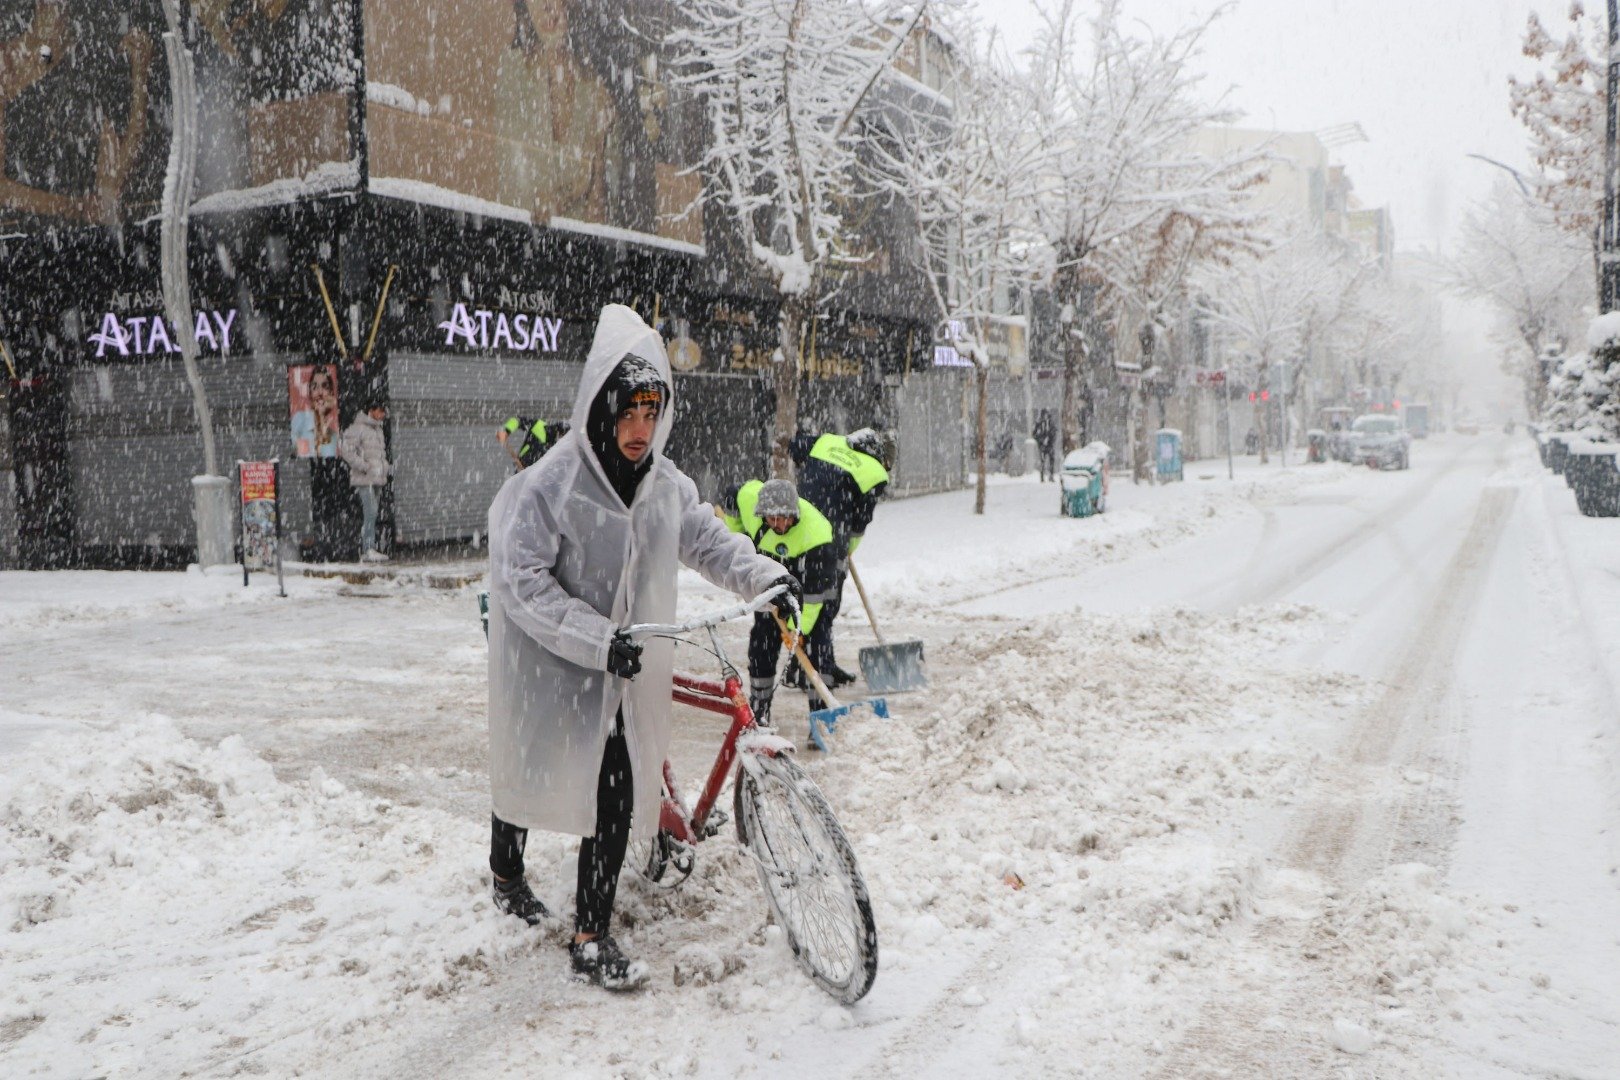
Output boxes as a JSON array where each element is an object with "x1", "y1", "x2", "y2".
[
  {"x1": 772, "y1": 612, "x2": 840, "y2": 709},
  {"x1": 846, "y1": 557, "x2": 885, "y2": 645}
]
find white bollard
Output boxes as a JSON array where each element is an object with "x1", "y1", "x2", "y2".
[{"x1": 191, "y1": 474, "x2": 234, "y2": 568}]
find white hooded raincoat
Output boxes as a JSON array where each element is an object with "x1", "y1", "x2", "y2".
[{"x1": 487, "y1": 305, "x2": 784, "y2": 838}]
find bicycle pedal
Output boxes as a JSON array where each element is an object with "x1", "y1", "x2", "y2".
[{"x1": 702, "y1": 809, "x2": 730, "y2": 838}]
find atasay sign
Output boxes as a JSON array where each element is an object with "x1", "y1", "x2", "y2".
[
  {"x1": 437, "y1": 302, "x2": 563, "y2": 352},
  {"x1": 88, "y1": 310, "x2": 238, "y2": 358}
]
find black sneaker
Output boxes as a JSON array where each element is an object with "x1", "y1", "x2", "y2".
[
  {"x1": 492, "y1": 875, "x2": 552, "y2": 926},
  {"x1": 570, "y1": 935, "x2": 649, "y2": 991}
]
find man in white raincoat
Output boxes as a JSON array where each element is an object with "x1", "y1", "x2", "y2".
[{"x1": 485, "y1": 304, "x2": 797, "y2": 991}]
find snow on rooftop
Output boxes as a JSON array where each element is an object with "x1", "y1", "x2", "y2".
[
  {"x1": 366, "y1": 81, "x2": 431, "y2": 116},
  {"x1": 548, "y1": 216, "x2": 706, "y2": 258},
  {"x1": 182, "y1": 160, "x2": 359, "y2": 217},
  {"x1": 371, "y1": 177, "x2": 532, "y2": 225}
]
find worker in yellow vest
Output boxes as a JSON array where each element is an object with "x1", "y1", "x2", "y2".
[
  {"x1": 498, "y1": 415, "x2": 570, "y2": 471},
  {"x1": 787, "y1": 429, "x2": 892, "y2": 686},
  {"x1": 718, "y1": 478, "x2": 840, "y2": 729}
]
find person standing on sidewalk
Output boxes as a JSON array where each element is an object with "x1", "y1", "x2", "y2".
[
  {"x1": 485, "y1": 304, "x2": 795, "y2": 991},
  {"x1": 1033, "y1": 410, "x2": 1057, "y2": 482},
  {"x1": 340, "y1": 399, "x2": 392, "y2": 562}
]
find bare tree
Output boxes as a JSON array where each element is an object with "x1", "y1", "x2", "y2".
[
  {"x1": 1024, "y1": 0, "x2": 1256, "y2": 455},
  {"x1": 869, "y1": 21, "x2": 1042, "y2": 513},
  {"x1": 670, "y1": 0, "x2": 927, "y2": 476},
  {"x1": 1195, "y1": 236, "x2": 1329, "y2": 463},
  {"x1": 1510, "y1": 4, "x2": 1604, "y2": 253},
  {"x1": 1443, "y1": 182, "x2": 1591, "y2": 418}
]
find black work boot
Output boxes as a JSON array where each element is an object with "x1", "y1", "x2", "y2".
[
  {"x1": 492, "y1": 875, "x2": 552, "y2": 926},
  {"x1": 829, "y1": 664, "x2": 858, "y2": 688},
  {"x1": 749, "y1": 690, "x2": 774, "y2": 727},
  {"x1": 570, "y1": 935, "x2": 649, "y2": 991}
]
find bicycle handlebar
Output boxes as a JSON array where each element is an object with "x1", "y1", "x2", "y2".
[{"x1": 623, "y1": 583, "x2": 789, "y2": 640}]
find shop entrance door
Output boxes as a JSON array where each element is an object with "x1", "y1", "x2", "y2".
[{"x1": 7, "y1": 372, "x2": 74, "y2": 567}]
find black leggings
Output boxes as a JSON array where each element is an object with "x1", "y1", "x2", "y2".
[{"x1": 489, "y1": 716, "x2": 634, "y2": 938}]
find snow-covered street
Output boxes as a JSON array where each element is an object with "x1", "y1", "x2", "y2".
[{"x1": 5, "y1": 432, "x2": 1620, "y2": 1078}]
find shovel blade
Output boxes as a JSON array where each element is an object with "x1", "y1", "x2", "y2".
[
  {"x1": 808, "y1": 697, "x2": 890, "y2": 751},
  {"x1": 858, "y1": 640, "x2": 927, "y2": 693}
]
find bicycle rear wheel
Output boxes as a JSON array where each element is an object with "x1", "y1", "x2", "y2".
[{"x1": 734, "y1": 753, "x2": 878, "y2": 1003}]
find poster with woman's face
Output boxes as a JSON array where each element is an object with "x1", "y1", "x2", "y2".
[{"x1": 288, "y1": 363, "x2": 340, "y2": 458}]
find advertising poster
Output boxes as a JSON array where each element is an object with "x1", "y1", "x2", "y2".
[
  {"x1": 288, "y1": 363, "x2": 340, "y2": 458},
  {"x1": 238, "y1": 461, "x2": 279, "y2": 574}
]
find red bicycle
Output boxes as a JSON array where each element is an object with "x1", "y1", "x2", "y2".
[{"x1": 623, "y1": 587, "x2": 879, "y2": 1004}]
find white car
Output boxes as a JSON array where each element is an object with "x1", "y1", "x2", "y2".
[{"x1": 1350, "y1": 414, "x2": 1411, "y2": 470}]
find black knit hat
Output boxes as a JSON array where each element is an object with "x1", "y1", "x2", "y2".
[{"x1": 600, "y1": 355, "x2": 667, "y2": 417}]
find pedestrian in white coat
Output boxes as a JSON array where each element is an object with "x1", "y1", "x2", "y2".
[
  {"x1": 485, "y1": 304, "x2": 797, "y2": 991},
  {"x1": 340, "y1": 399, "x2": 391, "y2": 561}
]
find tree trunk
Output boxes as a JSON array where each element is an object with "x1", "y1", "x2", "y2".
[
  {"x1": 1134, "y1": 325, "x2": 1154, "y2": 484},
  {"x1": 1257, "y1": 381, "x2": 1270, "y2": 465},
  {"x1": 1058, "y1": 267, "x2": 1085, "y2": 455},
  {"x1": 771, "y1": 295, "x2": 808, "y2": 479},
  {"x1": 1134, "y1": 385, "x2": 1153, "y2": 483},
  {"x1": 974, "y1": 361, "x2": 989, "y2": 514}
]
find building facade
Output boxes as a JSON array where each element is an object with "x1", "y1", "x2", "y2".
[{"x1": 0, "y1": 1, "x2": 963, "y2": 568}]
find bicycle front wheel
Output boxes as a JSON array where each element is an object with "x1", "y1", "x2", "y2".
[{"x1": 734, "y1": 753, "x2": 878, "y2": 1003}]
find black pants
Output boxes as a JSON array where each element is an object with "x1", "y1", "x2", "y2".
[
  {"x1": 489, "y1": 715, "x2": 634, "y2": 938},
  {"x1": 749, "y1": 612, "x2": 824, "y2": 721}
]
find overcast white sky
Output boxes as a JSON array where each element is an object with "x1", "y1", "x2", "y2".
[{"x1": 977, "y1": 0, "x2": 1569, "y2": 256}]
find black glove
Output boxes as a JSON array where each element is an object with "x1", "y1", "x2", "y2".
[
  {"x1": 770, "y1": 575, "x2": 802, "y2": 622},
  {"x1": 606, "y1": 631, "x2": 643, "y2": 680}
]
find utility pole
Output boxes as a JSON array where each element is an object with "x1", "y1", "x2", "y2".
[
  {"x1": 1605, "y1": 0, "x2": 1619, "y2": 312},
  {"x1": 160, "y1": 0, "x2": 232, "y2": 568}
]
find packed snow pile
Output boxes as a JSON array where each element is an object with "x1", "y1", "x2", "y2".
[{"x1": 0, "y1": 717, "x2": 537, "y2": 1077}]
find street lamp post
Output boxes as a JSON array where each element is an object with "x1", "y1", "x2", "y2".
[{"x1": 1604, "y1": 0, "x2": 1619, "y2": 312}]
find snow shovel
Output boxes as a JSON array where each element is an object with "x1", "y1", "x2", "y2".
[
  {"x1": 773, "y1": 613, "x2": 888, "y2": 752},
  {"x1": 846, "y1": 557, "x2": 927, "y2": 692}
]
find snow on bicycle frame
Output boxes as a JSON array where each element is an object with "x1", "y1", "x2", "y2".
[{"x1": 622, "y1": 584, "x2": 795, "y2": 847}]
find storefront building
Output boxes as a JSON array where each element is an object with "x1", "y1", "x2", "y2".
[{"x1": 1, "y1": 1, "x2": 959, "y2": 568}]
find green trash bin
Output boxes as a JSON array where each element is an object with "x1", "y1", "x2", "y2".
[
  {"x1": 1155, "y1": 429, "x2": 1184, "y2": 482},
  {"x1": 1060, "y1": 444, "x2": 1110, "y2": 517}
]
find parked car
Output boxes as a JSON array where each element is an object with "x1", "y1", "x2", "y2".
[{"x1": 1351, "y1": 413, "x2": 1411, "y2": 470}]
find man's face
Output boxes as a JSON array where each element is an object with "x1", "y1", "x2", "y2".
[
  {"x1": 764, "y1": 513, "x2": 796, "y2": 534},
  {"x1": 616, "y1": 403, "x2": 658, "y2": 462}
]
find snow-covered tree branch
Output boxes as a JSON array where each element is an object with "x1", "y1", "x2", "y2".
[
  {"x1": 669, "y1": 0, "x2": 928, "y2": 476},
  {"x1": 867, "y1": 18, "x2": 1041, "y2": 513},
  {"x1": 1024, "y1": 0, "x2": 1265, "y2": 456}
]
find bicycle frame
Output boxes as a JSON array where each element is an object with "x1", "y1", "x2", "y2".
[{"x1": 656, "y1": 671, "x2": 753, "y2": 846}]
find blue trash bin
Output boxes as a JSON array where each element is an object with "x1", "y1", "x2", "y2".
[{"x1": 1156, "y1": 429, "x2": 1184, "y2": 482}]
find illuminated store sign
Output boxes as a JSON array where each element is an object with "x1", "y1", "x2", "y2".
[
  {"x1": 437, "y1": 302, "x2": 562, "y2": 352},
  {"x1": 88, "y1": 310, "x2": 238, "y2": 357}
]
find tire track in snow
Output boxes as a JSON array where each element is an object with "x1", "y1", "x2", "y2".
[
  {"x1": 1211, "y1": 439, "x2": 1473, "y2": 613},
  {"x1": 1147, "y1": 482, "x2": 1518, "y2": 1078}
]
